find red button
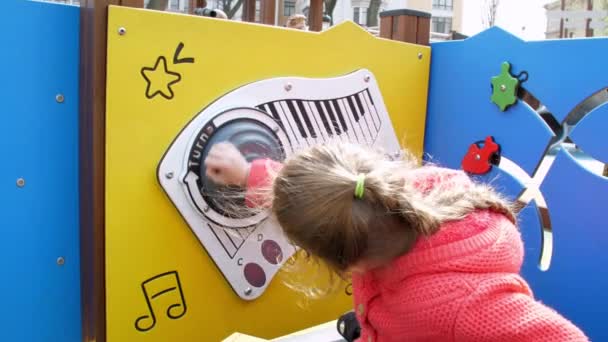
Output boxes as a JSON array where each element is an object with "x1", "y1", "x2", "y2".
[
  {"x1": 244, "y1": 263, "x2": 266, "y2": 288},
  {"x1": 261, "y1": 240, "x2": 283, "y2": 265}
]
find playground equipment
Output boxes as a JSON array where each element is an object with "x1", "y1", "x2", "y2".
[{"x1": 2, "y1": 0, "x2": 607, "y2": 341}]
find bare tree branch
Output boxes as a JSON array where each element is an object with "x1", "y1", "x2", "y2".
[{"x1": 481, "y1": 0, "x2": 500, "y2": 28}]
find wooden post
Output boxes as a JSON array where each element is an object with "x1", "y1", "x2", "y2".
[
  {"x1": 586, "y1": 0, "x2": 593, "y2": 37},
  {"x1": 260, "y1": 0, "x2": 276, "y2": 25},
  {"x1": 379, "y1": 9, "x2": 431, "y2": 45},
  {"x1": 188, "y1": 0, "x2": 207, "y2": 14},
  {"x1": 559, "y1": 0, "x2": 565, "y2": 38},
  {"x1": 79, "y1": 1, "x2": 142, "y2": 341},
  {"x1": 242, "y1": 0, "x2": 256, "y2": 22},
  {"x1": 309, "y1": 0, "x2": 323, "y2": 31}
]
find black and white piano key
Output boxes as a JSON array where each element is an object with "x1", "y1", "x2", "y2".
[
  {"x1": 317, "y1": 101, "x2": 344, "y2": 141},
  {"x1": 313, "y1": 101, "x2": 334, "y2": 137},
  {"x1": 286, "y1": 100, "x2": 311, "y2": 139},
  {"x1": 274, "y1": 101, "x2": 305, "y2": 149},
  {"x1": 304, "y1": 101, "x2": 330, "y2": 141},
  {"x1": 362, "y1": 91, "x2": 381, "y2": 132},
  {"x1": 290, "y1": 100, "x2": 319, "y2": 146},
  {"x1": 331, "y1": 99, "x2": 349, "y2": 133},
  {"x1": 346, "y1": 93, "x2": 374, "y2": 143},
  {"x1": 346, "y1": 95, "x2": 361, "y2": 123},
  {"x1": 356, "y1": 93, "x2": 378, "y2": 141},
  {"x1": 321, "y1": 101, "x2": 346, "y2": 141},
  {"x1": 295, "y1": 100, "x2": 318, "y2": 139},
  {"x1": 335, "y1": 99, "x2": 360, "y2": 144},
  {"x1": 259, "y1": 102, "x2": 284, "y2": 130},
  {"x1": 281, "y1": 101, "x2": 313, "y2": 147},
  {"x1": 337, "y1": 98, "x2": 366, "y2": 145}
]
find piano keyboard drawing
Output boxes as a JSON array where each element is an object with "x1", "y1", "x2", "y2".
[{"x1": 157, "y1": 69, "x2": 401, "y2": 300}]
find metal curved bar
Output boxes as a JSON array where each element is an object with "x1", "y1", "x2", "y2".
[{"x1": 498, "y1": 157, "x2": 553, "y2": 271}]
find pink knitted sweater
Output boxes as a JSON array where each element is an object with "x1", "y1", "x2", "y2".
[{"x1": 246, "y1": 159, "x2": 588, "y2": 342}]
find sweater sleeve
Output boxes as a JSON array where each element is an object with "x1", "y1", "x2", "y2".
[
  {"x1": 245, "y1": 158, "x2": 283, "y2": 208},
  {"x1": 454, "y1": 279, "x2": 588, "y2": 342}
]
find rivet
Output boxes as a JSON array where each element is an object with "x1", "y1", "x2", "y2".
[
  {"x1": 284, "y1": 83, "x2": 292, "y2": 92},
  {"x1": 55, "y1": 94, "x2": 65, "y2": 103},
  {"x1": 16, "y1": 178, "x2": 25, "y2": 187},
  {"x1": 165, "y1": 172, "x2": 174, "y2": 179},
  {"x1": 57, "y1": 257, "x2": 65, "y2": 266},
  {"x1": 244, "y1": 287, "x2": 252, "y2": 295},
  {"x1": 364, "y1": 75, "x2": 370, "y2": 82},
  {"x1": 273, "y1": 126, "x2": 279, "y2": 132},
  {"x1": 475, "y1": 154, "x2": 481, "y2": 160},
  {"x1": 203, "y1": 206, "x2": 210, "y2": 213},
  {"x1": 118, "y1": 27, "x2": 127, "y2": 35},
  {"x1": 418, "y1": 52, "x2": 423, "y2": 59},
  {"x1": 500, "y1": 84, "x2": 506, "y2": 92}
]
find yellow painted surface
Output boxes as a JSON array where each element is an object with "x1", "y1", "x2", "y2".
[{"x1": 105, "y1": 6, "x2": 430, "y2": 341}]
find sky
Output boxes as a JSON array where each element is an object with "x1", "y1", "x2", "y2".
[{"x1": 461, "y1": 0, "x2": 556, "y2": 40}]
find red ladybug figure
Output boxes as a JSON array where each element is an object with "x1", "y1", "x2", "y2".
[{"x1": 461, "y1": 136, "x2": 501, "y2": 175}]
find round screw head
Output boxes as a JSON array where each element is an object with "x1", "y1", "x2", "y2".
[
  {"x1": 475, "y1": 154, "x2": 481, "y2": 160},
  {"x1": 16, "y1": 178, "x2": 25, "y2": 187},
  {"x1": 418, "y1": 52, "x2": 423, "y2": 59},
  {"x1": 165, "y1": 172, "x2": 174, "y2": 179},
  {"x1": 244, "y1": 287, "x2": 252, "y2": 295},
  {"x1": 55, "y1": 94, "x2": 65, "y2": 103},
  {"x1": 284, "y1": 83, "x2": 292, "y2": 91},
  {"x1": 57, "y1": 257, "x2": 65, "y2": 266},
  {"x1": 364, "y1": 75, "x2": 371, "y2": 82},
  {"x1": 500, "y1": 84, "x2": 507, "y2": 92},
  {"x1": 118, "y1": 27, "x2": 126, "y2": 35},
  {"x1": 203, "y1": 206, "x2": 210, "y2": 213}
]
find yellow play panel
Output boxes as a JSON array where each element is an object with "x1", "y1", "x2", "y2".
[{"x1": 105, "y1": 6, "x2": 430, "y2": 341}]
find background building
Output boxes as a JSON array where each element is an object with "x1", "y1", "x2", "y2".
[
  {"x1": 42, "y1": 0, "x2": 463, "y2": 39},
  {"x1": 545, "y1": 0, "x2": 608, "y2": 38}
]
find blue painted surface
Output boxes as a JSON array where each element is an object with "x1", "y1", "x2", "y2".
[
  {"x1": 424, "y1": 29, "x2": 554, "y2": 176},
  {"x1": 0, "y1": 1, "x2": 81, "y2": 341},
  {"x1": 570, "y1": 102, "x2": 608, "y2": 163},
  {"x1": 426, "y1": 27, "x2": 608, "y2": 340}
]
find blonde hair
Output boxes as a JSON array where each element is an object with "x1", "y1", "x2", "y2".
[
  {"x1": 266, "y1": 142, "x2": 515, "y2": 298},
  {"x1": 286, "y1": 14, "x2": 308, "y2": 30}
]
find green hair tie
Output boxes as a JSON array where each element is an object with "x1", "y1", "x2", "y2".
[{"x1": 354, "y1": 174, "x2": 365, "y2": 199}]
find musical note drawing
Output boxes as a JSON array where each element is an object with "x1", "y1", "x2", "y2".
[{"x1": 134, "y1": 270, "x2": 187, "y2": 332}]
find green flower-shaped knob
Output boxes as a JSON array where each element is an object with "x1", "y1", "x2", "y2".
[{"x1": 491, "y1": 62, "x2": 519, "y2": 111}]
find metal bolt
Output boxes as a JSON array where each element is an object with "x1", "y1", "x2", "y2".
[
  {"x1": 16, "y1": 178, "x2": 25, "y2": 187},
  {"x1": 364, "y1": 75, "x2": 371, "y2": 83},
  {"x1": 57, "y1": 257, "x2": 65, "y2": 266},
  {"x1": 118, "y1": 27, "x2": 127, "y2": 35},
  {"x1": 418, "y1": 52, "x2": 423, "y2": 59},
  {"x1": 165, "y1": 172, "x2": 174, "y2": 179},
  {"x1": 500, "y1": 84, "x2": 507, "y2": 92},
  {"x1": 273, "y1": 126, "x2": 279, "y2": 132},
  {"x1": 203, "y1": 206, "x2": 210, "y2": 213},
  {"x1": 284, "y1": 83, "x2": 292, "y2": 92},
  {"x1": 475, "y1": 154, "x2": 481, "y2": 160},
  {"x1": 244, "y1": 287, "x2": 252, "y2": 296},
  {"x1": 55, "y1": 94, "x2": 65, "y2": 103}
]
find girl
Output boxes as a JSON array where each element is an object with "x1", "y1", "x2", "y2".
[{"x1": 204, "y1": 142, "x2": 588, "y2": 342}]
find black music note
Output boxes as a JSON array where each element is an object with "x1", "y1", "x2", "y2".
[{"x1": 134, "y1": 270, "x2": 187, "y2": 332}]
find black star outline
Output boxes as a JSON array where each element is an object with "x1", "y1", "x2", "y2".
[{"x1": 140, "y1": 56, "x2": 182, "y2": 100}]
